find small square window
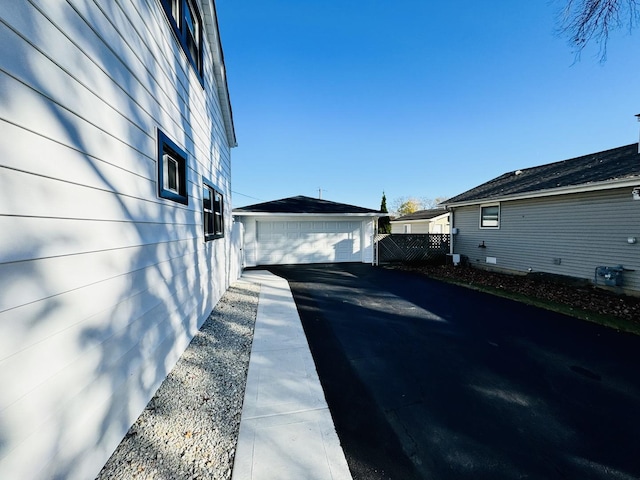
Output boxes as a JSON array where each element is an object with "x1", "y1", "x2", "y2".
[
  {"x1": 203, "y1": 181, "x2": 224, "y2": 241},
  {"x1": 158, "y1": 130, "x2": 188, "y2": 205},
  {"x1": 480, "y1": 204, "x2": 500, "y2": 228}
]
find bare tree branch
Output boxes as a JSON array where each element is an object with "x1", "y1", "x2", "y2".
[{"x1": 558, "y1": 0, "x2": 639, "y2": 61}]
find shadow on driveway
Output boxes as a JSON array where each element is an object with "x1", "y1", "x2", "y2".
[{"x1": 264, "y1": 263, "x2": 640, "y2": 480}]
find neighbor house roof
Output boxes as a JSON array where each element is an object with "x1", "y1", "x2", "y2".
[
  {"x1": 233, "y1": 196, "x2": 384, "y2": 216},
  {"x1": 443, "y1": 143, "x2": 640, "y2": 207},
  {"x1": 390, "y1": 208, "x2": 449, "y2": 223}
]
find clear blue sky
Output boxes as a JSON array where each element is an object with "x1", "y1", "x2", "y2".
[{"x1": 216, "y1": 1, "x2": 640, "y2": 211}]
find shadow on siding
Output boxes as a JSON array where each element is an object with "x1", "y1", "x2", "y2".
[{"x1": 0, "y1": 1, "x2": 229, "y2": 479}]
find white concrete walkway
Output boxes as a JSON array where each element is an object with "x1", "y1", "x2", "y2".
[{"x1": 232, "y1": 271, "x2": 352, "y2": 480}]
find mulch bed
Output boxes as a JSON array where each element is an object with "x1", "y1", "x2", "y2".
[{"x1": 389, "y1": 264, "x2": 640, "y2": 326}]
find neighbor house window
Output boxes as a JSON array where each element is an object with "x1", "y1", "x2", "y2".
[
  {"x1": 203, "y1": 181, "x2": 224, "y2": 240},
  {"x1": 403, "y1": 224, "x2": 411, "y2": 234},
  {"x1": 161, "y1": 0, "x2": 203, "y2": 77},
  {"x1": 158, "y1": 130, "x2": 188, "y2": 205},
  {"x1": 480, "y1": 204, "x2": 500, "y2": 228}
]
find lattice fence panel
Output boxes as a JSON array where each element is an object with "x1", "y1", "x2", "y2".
[{"x1": 374, "y1": 234, "x2": 450, "y2": 264}]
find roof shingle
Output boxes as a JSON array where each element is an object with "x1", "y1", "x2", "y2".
[
  {"x1": 444, "y1": 143, "x2": 640, "y2": 205},
  {"x1": 233, "y1": 195, "x2": 382, "y2": 214}
]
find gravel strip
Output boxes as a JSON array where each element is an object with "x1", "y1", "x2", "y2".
[{"x1": 96, "y1": 279, "x2": 260, "y2": 480}]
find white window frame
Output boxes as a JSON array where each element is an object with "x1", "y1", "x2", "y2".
[
  {"x1": 163, "y1": 154, "x2": 180, "y2": 193},
  {"x1": 479, "y1": 203, "x2": 500, "y2": 229},
  {"x1": 158, "y1": 129, "x2": 188, "y2": 205}
]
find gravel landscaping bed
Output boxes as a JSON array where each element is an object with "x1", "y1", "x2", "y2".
[{"x1": 96, "y1": 279, "x2": 260, "y2": 480}]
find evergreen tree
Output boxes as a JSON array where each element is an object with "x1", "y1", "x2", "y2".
[{"x1": 378, "y1": 192, "x2": 391, "y2": 234}]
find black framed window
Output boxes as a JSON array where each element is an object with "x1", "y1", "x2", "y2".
[
  {"x1": 168, "y1": 0, "x2": 180, "y2": 22},
  {"x1": 161, "y1": 0, "x2": 203, "y2": 77},
  {"x1": 203, "y1": 181, "x2": 224, "y2": 240},
  {"x1": 158, "y1": 130, "x2": 188, "y2": 205}
]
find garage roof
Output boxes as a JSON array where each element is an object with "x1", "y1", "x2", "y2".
[{"x1": 233, "y1": 195, "x2": 383, "y2": 215}]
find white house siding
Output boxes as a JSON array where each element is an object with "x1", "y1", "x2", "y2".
[
  {"x1": 238, "y1": 216, "x2": 376, "y2": 266},
  {"x1": 0, "y1": 1, "x2": 235, "y2": 479},
  {"x1": 431, "y1": 215, "x2": 450, "y2": 234},
  {"x1": 451, "y1": 188, "x2": 640, "y2": 293},
  {"x1": 390, "y1": 214, "x2": 450, "y2": 234},
  {"x1": 391, "y1": 222, "x2": 429, "y2": 234}
]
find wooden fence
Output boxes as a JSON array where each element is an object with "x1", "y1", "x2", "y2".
[{"x1": 374, "y1": 233, "x2": 450, "y2": 264}]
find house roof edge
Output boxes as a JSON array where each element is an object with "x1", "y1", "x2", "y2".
[
  {"x1": 201, "y1": 0, "x2": 237, "y2": 148},
  {"x1": 443, "y1": 177, "x2": 640, "y2": 208}
]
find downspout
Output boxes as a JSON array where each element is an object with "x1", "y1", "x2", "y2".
[
  {"x1": 373, "y1": 217, "x2": 378, "y2": 266},
  {"x1": 449, "y1": 208, "x2": 455, "y2": 255},
  {"x1": 636, "y1": 113, "x2": 640, "y2": 153}
]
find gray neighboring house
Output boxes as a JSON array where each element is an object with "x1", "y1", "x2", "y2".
[
  {"x1": 442, "y1": 143, "x2": 640, "y2": 294},
  {"x1": 234, "y1": 196, "x2": 384, "y2": 266},
  {"x1": 390, "y1": 208, "x2": 450, "y2": 234}
]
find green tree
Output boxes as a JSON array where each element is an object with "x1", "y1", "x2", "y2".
[{"x1": 378, "y1": 192, "x2": 391, "y2": 234}]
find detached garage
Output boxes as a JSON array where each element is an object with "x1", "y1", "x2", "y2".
[{"x1": 233, "y1": 196, "x2": 384, "y2": 266}]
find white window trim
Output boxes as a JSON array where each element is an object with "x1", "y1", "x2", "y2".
[
  {"x1": 479, "y1": 203, "x2": 500, "y2": 229},
  {"x1": 163, "y1": 154, "x2": 180, "y2": 193}
]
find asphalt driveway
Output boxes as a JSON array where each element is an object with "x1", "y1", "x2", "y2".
[{"x1": 265, "y1": 263, "x2": 640, "y2": 480}]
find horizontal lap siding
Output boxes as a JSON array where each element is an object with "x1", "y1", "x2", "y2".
[
  {"x1": 0, "y1": 1, "x2": 234, "y2": 479},
  {"x1": 391, "y1": 223, "x2": 431, "y2": 234},
  {"x1": 452, "y1": 189, "x2": 640, "y2": 292}
]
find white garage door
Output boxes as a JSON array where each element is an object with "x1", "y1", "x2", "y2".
[{"x1": 256, "y1": 221, "x2": 362, "y2": 265}]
